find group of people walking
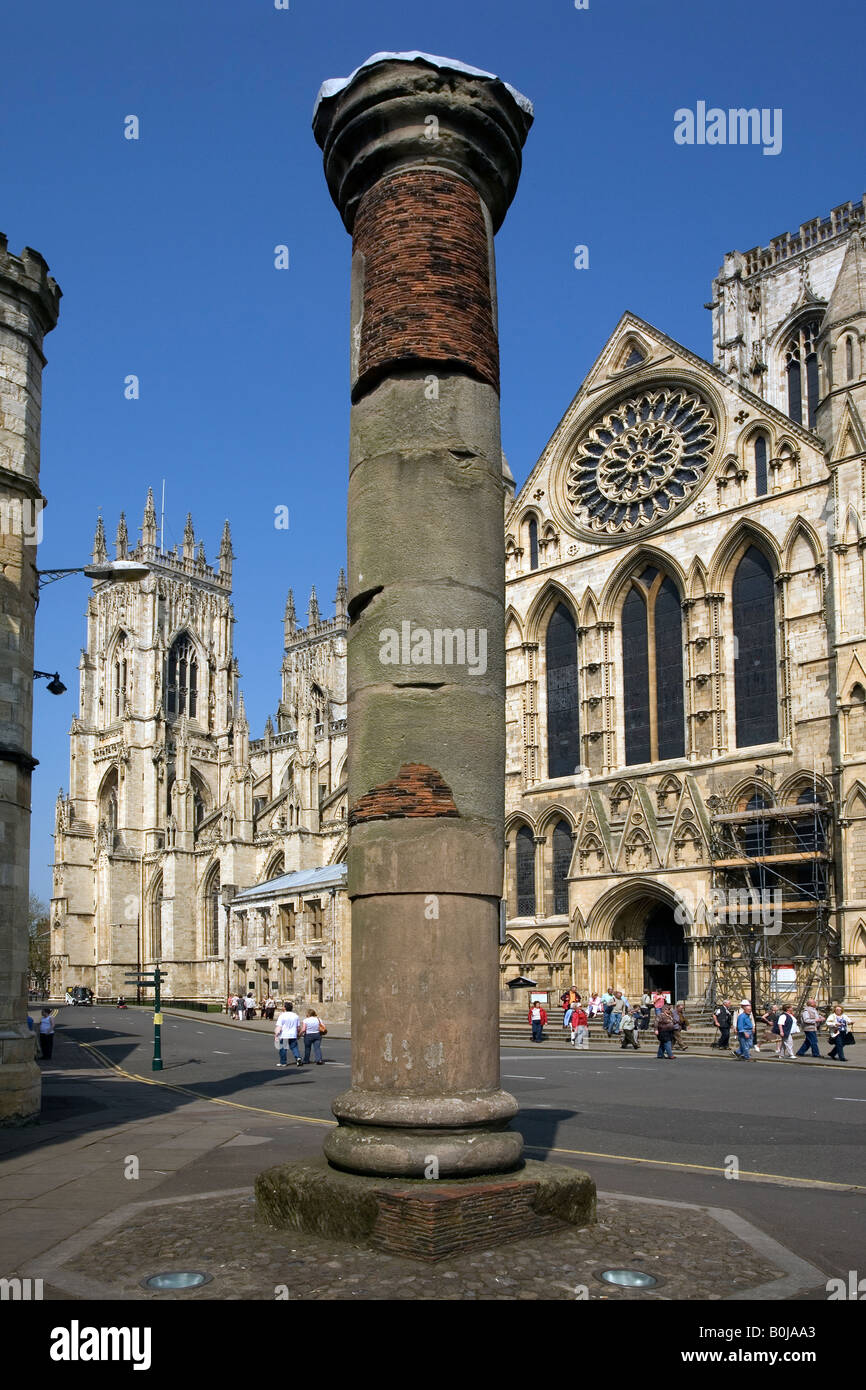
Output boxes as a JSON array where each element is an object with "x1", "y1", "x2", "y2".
[
  {"x1": 548, "y1": 988, "x2": 691, "y2": 1056},
  {"x1": 711, "y1": 998, "x2": 855, "y2": 1061},
  {"x1": 273, "y1": 1002, "x2": 326, "y2": 1067},
  {"x1": 529, "y1": 986, "x2": 857, "y2": 1063},
  {"x1": 227, "y1": 991, "x2": 276, "y2": 1021},
  {"x1": 226, "y1": 991, "x2": 328, "y2": 1067}
]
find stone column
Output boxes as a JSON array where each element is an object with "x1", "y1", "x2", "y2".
[
  {"x1": 313, "y1": 54, "x2": 532, "y2": 1177},
  {"x1": 0, "y1": 236, "x2": 61, "y2": 1123}
]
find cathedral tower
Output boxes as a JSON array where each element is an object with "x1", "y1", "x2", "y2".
[{"x1": 51, "y1": 499, "x2": 251, "y2": 1001}]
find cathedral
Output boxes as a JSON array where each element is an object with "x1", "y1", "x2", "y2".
[
  {"x1": 50, "y1": 499, "x2": 350, "y2": 1015},
  {"x1": 51, "y1": 192, "x2": 866, "y2": 1020}
]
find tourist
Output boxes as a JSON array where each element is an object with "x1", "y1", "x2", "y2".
[
  {"x1": 620, "y1": 1006, "x2": 639, "y2": 1050},
  {"x1": 655, "y1": 1002, "x2": 676, "y2": 1060},
  {"x1": 652, "y1": 988, "x2": 667, "y2": 1015},
  {"x1": 734, "y1": 1001, "x2": 755, "y2": 1060},
  {"x1": 528, "y1": 999, "x2": 547, "y2": 1042},
  {"x1": 264, "y1": 996, "x2": 276, "y2": 1022},
  {"x1": 762, "y1": 1001, "x2": 781, "y2": 1048},
  {"x1": 37, "y1": 1008, "x2": 55, "y2": 1061},
  {"x1": 601, "y1": 987, "x2": 615, "y2": 1034},
  {"x1": 237, "y1": 993, "x2": 247, "y2": 1021},
  {"x1": 274, "y1": 1000, "x2": 303, "y2": 1067},
  {"x1": 672, "y1": 999, "x2": 689, "y2": 1051},
  {"x1": 587, "y1": 992, "x2": 602, "y2": 1019},
  {"x1": 712, "y1": 999, "x2": 733, "y2": 1050},
  {"x1": 796, "y1": 999, "x2": 824, "y2": 1058},
  {"x1": 609, "y1": 990, "x2": 626, "y2": 1036},
  {"x1": 302, "y1": 1009, "x2": 326, "y2": 1065},
  {"x1": 245, "y1": 990, "x2": 256, "y2": 1019},
  {"x1": 570, "y1": 1000, "x2": 589, "y2": 1049},
  {"x1": 827, "y1": 1005, "x2": 853, "y2": 1061},
  {"x1": 775, "y1": 1004, "x2": 796, "y2": 1059}
]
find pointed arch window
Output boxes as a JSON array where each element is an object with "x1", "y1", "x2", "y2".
[
  {"x1": 516, "y1": 825, "x2": 536, "y2": 916},
  {"x1": 784, "y1": 319, "x2": 821, "y2": 429},
  {"x1": 546, "y1": 603, "x2": 580, "y2": 778},
  {"x1": 205, "y1": 866, "x2": 221, "y2": 956},
  {"x1": 150, "y1": 873, "x2": 163, "y2": 959},
  {"x1": 528, "y1": 518, "x2": 539, "y2": 571},
  {"x1": 622, "y1": 567, "x2": 685, "y2": 765},
  {"x1": 846, "y1": 336, "x2": 856, "y2": 382},
  {"x1": 113, "y1": 633, "x2": 130, "y2": 718},
  {"x1": 754, "y1": 434, "x2": 768, "y2": 497},
  {"x1": 733, "y1": 546, "x2": 778, "y2": 746},
  {"x1": 166, "y1": 634, "x2": 198, "y2": 719},
  {"x1": 552, "y1": 820, "x2": 572, "y2": 915}
]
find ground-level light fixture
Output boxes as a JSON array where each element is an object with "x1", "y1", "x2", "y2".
[
  {"x1": 141, "y1": 1271, "x2": 213, "y2": 1291},
  {"x1": 33, "y1": 669, "x2": 67, "y2": 696},
  {"x1": 597, "y1": 1268, "x2": 659, "y2": 1289}
]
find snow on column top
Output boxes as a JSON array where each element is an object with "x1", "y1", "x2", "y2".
[{"x1": 314, "y1": 51, "x2": 534, "y2": 119}]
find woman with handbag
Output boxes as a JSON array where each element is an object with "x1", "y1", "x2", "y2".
[
  {"x1": 827, "y1": 1005, "x2": 853, "y2": 1061},
  {"x1": 302, "y1": 1008, "x2": 326, "y2": 1065}
]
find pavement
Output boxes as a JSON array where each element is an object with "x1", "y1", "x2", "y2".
[{"x1": 1, "y1": 1005, "x2": 863, "y2": 1301}]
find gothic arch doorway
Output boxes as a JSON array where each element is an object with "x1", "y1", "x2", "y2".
[{"x1": 643, "y1": 902, "x2": 687, "y2": 995}]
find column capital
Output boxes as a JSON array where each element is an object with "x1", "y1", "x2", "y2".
[{"x1": 313, "y1": 53, "x2": 533, "y2": 234}]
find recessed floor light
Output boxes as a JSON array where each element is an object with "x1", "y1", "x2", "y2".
[
  {"x1": 598, "y1": 1268, "x2": 658, "y2": 1289},
  {"x1": 141, "y1": 1271, "x2": 212, "y2": 1291}
]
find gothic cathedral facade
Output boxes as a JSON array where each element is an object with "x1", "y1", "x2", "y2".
[{"x1": 51, "y1": 193, "x2": 866, "y2": 1017}]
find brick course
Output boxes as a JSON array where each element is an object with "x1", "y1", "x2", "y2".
[
  {"x1": 352, "y1": 168, "x2": 498, "y2": 397},
  {"x1": 348, "y1": 763, "x2": 459, "y2": 826}
]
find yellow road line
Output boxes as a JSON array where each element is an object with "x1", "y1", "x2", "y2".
[
  {"x1": 74, "y1": 1041, "x2": 864, "y2": 1191},
  {"x1": 76, "y1": 1041, "x2": 334, "y2": 1126},
  {"x1": 528, "y1": 1143, "x2": 866, "y2": 1192}
]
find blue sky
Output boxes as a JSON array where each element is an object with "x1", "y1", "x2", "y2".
[{"x1": 4, "y1": 0, "x2": 861, "y2": 902}]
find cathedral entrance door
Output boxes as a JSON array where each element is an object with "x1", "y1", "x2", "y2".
[{"x1": 642, "y1": 902, "x2": 687, "y2": 996}]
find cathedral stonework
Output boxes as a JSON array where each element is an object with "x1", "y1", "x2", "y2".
[
  {"x1": 50, "y1": 498, "x2": 349, "y2": 1016},
  {"x1": 52, "y1": 195, "x2": 866, "y2": 1022}
]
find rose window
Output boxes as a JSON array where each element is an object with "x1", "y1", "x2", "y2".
[{"x1": 566, "y1": 387, "x2": 716, "y2": 535}]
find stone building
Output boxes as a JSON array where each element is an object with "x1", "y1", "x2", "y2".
[
  {"x1": 49, "y1": 498, "x2": 349, "y2": 1015},
  {"x1": 501, "y1": 194, "x2": 866, "y2": 1017},
  {"x1": 1, "y1": 234, "x2": 60, "y2": 1121}
]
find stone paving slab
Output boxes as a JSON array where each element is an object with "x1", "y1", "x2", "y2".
[{"x1": 39, "y1": 1187, "x2": 825, "y2": 1302}]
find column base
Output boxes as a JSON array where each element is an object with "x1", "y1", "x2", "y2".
[
  {"x1": 256, "y1": 1155, "x2": 596, "y2": 1262},
  {"x1": 324, "y1": 1119, "x2": 524, "y2": 1178},
  {"x1": 0, "y1": 1056, "x2": 41, "y2": 1126}
]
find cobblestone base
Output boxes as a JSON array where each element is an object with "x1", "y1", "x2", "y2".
[{"x1": 53, "y1": 1188, "x2": 799, "y2": 1301}]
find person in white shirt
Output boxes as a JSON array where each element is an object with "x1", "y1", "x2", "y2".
[
  {"x1": 274, "y1": 1001, "x2": 303, "y2": 1067},
  {"x1": 302, "y1": 1009, "x2": 324, "y2": 1065},
  {"x1": 37, "y1": 1008, "x2": 55, "y2": 1061},
  {"x1": 827, "y1": 1005, "x2": 852, "y2": 1062}
]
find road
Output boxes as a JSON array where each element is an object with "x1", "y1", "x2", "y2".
[{"x1": 26, "y1": 1006, "x2": 866, "y2": 1285}]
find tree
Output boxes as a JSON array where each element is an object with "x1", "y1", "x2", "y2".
[{"x1": 28, "y1": 893, "x2": 50, "y2": 996}]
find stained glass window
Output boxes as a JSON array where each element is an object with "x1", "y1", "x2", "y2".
[
  {"x1": 622, "y1": 570, "x2": 684, "y2": 765},
  {"x1": 552, "y1": 820, "x2": 572, "y2": 914},
  {"x1": 754, "y1": 435, "x2": 768, "y2": 496},
  {"x1": 516, "y1": 825, "x2": 536, "y2": 916},
  {"x1": 546, "y1": 604, "x2": 580, "y2": 778},
  {"x1": 733, "y1": 546, "x2": 778, "y2": 746}
]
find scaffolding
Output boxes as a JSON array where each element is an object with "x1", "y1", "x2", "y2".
[{"x1": 706, "y1": 766, "x2": 839, "y2": 1012}]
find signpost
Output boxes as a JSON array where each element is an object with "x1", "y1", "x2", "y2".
[{"x1": 124, "y1": 966, "x2": 164, "y2": 1071}]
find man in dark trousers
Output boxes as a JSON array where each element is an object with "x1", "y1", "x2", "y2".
[
  {"x1": 37, "y1": 1008, "x2": 55, "y2": 1060},
  {"x1": 712, "y1": 999, "x2": 733, "y2": 1050}
]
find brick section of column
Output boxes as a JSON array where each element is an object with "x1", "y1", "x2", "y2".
[
  {"x1": 348, "y1": 763, "x2": 459, "y2": 826},
  {"x1": 352, "y1": 168, "x2": 498, "y2": 398}
]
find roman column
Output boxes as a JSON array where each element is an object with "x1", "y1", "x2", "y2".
[
  {"x1": 313, "y1": 53, "x2": 533, "y2": 1177},
  {"x1": 0, "y1": 236, "x2": 61, "y2": 1122}
]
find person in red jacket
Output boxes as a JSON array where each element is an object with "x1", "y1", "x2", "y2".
[{"x1": 529, "y1": 1000, "x2": 547, "y2": 1042}]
